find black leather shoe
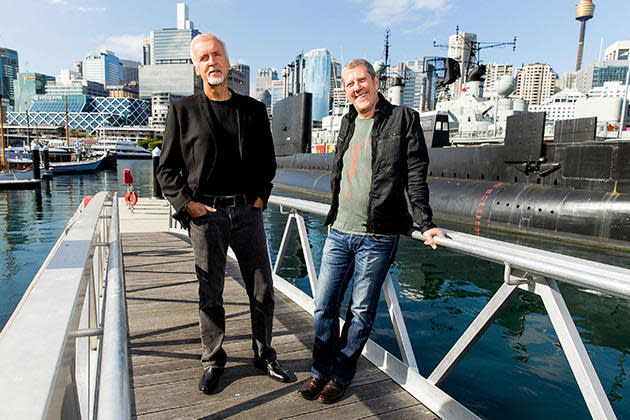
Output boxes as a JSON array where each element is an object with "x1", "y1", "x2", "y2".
[
  {"x1": 254, "y1": 358, "x2": 290, "y2": 382},
  {"x1": 198, "y1": 366, "x2": 224, "y2": 394}
]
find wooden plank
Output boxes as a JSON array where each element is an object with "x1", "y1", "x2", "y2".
[{"x1": 123, "y1": 231, "x2": 438, "y2": 419}]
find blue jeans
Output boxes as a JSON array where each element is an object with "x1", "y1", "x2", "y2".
[{"x1": 311, "y1": 228, "x2": 399, "y2": 384}]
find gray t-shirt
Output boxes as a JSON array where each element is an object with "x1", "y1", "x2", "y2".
[{"x1": 333, "y1": 117, "x2": 374, "y2": 234}]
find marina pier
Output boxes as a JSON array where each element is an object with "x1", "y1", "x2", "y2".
[{"x1": 0, "y1": 192, "x2": 628, "y2": 419}]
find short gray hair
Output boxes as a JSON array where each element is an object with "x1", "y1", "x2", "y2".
[
  {"x1": 342, "y1": 59, "x2": 377, "y2": 81},
  {"x1": 190, "y1": 33, "x2": 228, "y2": 64}
]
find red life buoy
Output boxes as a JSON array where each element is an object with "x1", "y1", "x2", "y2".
[{"x1": 125, "y1": 191, "x2": 138, "y2": 206}]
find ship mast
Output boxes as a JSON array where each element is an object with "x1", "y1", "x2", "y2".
[
  {"x1": 65, "y1": 95, "x2": 70, "y2": 147},
  {"x1": 0, "y1": 91, "x2": 5, "y2": 171}
]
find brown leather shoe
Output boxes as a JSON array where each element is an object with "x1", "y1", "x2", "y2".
[
  {"x1": 318, "y1": 379, "x2": 348, "y2": 404},
  {"x1": 297, "y1": 376, "x2": 327, "y2": 400}
]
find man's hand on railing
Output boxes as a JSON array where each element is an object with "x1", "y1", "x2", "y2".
[{"x1": 422, "y1": 227, "x2": 446, "y2": 250}]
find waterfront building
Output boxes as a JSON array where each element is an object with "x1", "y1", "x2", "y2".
[
  {"x1": 138, "y1": 2, "x2": 201, "y2": 99},
  {"x1": 576, "y1": 60, "x2": 629, "y2": 94},
  {"x1": 484, "y1": 64, "x2": 513, "y2": 96},
  {"x1": 228, "y1": 64, "x2": 249, "y2": 96},
  {"x1": 47, "y1": 78, "x2": 107, "y2": 97},
  {"x1": 83, "y1": 49, "x2": 123, "y2": 87},
  {"x1": 604, "y1": 40, "x2": 630, "y2": 61},
  {"x1": 514, "y1": 63, "x2": 557, "y2": 106},
  {"x1": 108, "y1": 83, "x2": 139, "y2": 99},
  {"x1": 7, "y1": 95, "x2": 150, "y2": 133},
  {"x1": 529, "y1": 89, "x2": 584, "y2": 121},
  {"x1": 13, "y1": 72, "x2": 55, "y2": 112},
  {"x1": 448, "y1": 31, "x2": 477, "y2": 99},
  {"x1": 0, "y1": 47, "x2": 19, "y2": 109},
  {"x1": 588, "y1": 80, "x2": 630, "y2": 99},
  {"x1": 149, "y1": 92, "x2": 182, "y2": 127}
]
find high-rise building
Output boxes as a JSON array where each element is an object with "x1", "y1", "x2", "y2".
[
  {"x1": 139, "y1": 2, "x2": 202, "y2": 99},
  {"x1": 514, "y1": 63, "x2": 557, "y2": 106},
  {"x1": 256, "y1": 68, "x2": 278, "y2": 99},
  {"x1": 227, "y1": 64, "x2": 249, "y2": 96},
  {"x1": 83, "y1": 49, "x2": 123, "y2": 87},
  {"x1": 576, "y1": 60, "x2": 629, "y2": 94},
  {"x1": 13, "y1": 72, "x2": 55, "y2": 112},
  {"x1": 270, "y1": 79, "x2": 285, "y2": 114},
  {"x1": 484, "y1": 64, "x2": 513, "y2": 96},
  {"x1": 303, "y1": 48, "x2": 333, "y2": 121},
  {"x1": 557, "y1": 71, "x2": 578, "y2": 90},
  {"x1": 73, "y1": 61, "x2": 83, "y2": 76},
  {"x1": 0, "y1": 47, "x2": 20, "y2": 109},
  {"x1": 604, "y1": 40, "x2": 630, "y2": 61},
  {"x1": 120, "y1": 59, "x2": 141, "y2": 84},
  {"x1": 448, "y1": 31, "x2": 477, "y2": 99},
  {"x1": 142, "y1": 40, "x2": 151, "y2": 65}
]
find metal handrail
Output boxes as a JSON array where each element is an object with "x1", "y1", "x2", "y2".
[
  {"x1": 266, "y1": 195, "x2": 628, "y2": 420},
  {"x1": 0, "y1": 191, "x2": 130, "y2": 419}
]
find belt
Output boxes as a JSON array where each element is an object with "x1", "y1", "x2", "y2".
[{"x1": 199, "y1": 194, "x2": 247, "y2": 208}]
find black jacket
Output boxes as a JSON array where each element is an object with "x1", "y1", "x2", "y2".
[
  {"x1": 324, "y1": 94, "x2": 436, "y2": 235},
  {"x1": 156, "y1": 90, "x2": 276, "y2": 228}
]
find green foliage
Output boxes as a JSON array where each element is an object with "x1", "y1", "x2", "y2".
[
  {"x1": 138, "y1": 138, "x2": 153, "y2": 149},
  {"x1": 148, "y1": 140, "x2": 163, "y2": 150}
]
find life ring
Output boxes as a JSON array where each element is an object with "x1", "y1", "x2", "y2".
[{"x1": 125, "y1": 191, "x2": 138, "y2": 206}]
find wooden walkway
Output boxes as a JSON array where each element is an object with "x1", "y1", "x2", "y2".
[{"x1": 120, "y1": 199, "x2": 438, "y2": 419}]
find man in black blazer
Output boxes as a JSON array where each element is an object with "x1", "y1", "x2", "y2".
[{"x1": 157, "y1": 33, "x2": 289, "y2": 395}]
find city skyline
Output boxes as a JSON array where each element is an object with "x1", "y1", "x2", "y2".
[{"x1": 1, "y1": 0, "x2": 628, "y2": 93}]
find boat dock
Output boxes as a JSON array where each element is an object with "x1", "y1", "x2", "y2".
[
  {"x1": 121, "y1": 200, "x2": 437, "y2": 419},
  {"x1": 0, "y1": 191, "x2": 627, "y2": 419}
]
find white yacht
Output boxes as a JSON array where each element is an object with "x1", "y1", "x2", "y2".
[{"x1": 90, "y1": 138, "x2": 152, "y2": 160}]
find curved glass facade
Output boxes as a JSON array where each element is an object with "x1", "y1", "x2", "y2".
[{"x1": 303, "y1": 49, "x2": 332, "y2": 121}]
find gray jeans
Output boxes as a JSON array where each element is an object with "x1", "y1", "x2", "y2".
[{"x1": 189, "y1": 203, "x2": 276, "y2": 368}]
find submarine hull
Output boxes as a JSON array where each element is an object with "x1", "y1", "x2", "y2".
[{"x1": 274, "y1": 167, "x2": 630, "y2": 247}]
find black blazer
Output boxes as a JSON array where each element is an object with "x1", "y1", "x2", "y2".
[{"x1": 156, "y1": 90, "x2": 276, "y2": 227}]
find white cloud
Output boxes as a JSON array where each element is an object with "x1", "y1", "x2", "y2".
[
  {"x1": 100, "y1": 34, "x2": 148, "y2": 59},
  {"x1": 360, "y1": 0, "x2": 448, "y2": 27},
  {"x1": 78, "y1": 7, "x2": 106, "y2": 13},
  {"x1": 48, "y1": 0, "x2": 106, "y2": 13},
  {"x1": 233, "y1": 58, "x2": 248, "y2": 65}
]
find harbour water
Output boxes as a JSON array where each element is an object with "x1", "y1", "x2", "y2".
[{"x1": 0, "y1": 160, "x2": 628, "y2": 419}]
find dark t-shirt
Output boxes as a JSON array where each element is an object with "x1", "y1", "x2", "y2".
[{"x1": 200, "y1": 95, "x2": 246, "y2": 195}]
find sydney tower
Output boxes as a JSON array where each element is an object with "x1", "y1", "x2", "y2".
[{"x1": 575, "y1": 0, "x2": 595, "y2": 71}]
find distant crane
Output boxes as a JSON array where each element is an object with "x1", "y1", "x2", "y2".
[{"x1": 433, "y1": 26, "x2": 517, "y2": 83}]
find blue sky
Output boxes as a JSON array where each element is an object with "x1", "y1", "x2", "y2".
[{"x1": 1, "y1": 0, "x2": 627, "y2": 85}]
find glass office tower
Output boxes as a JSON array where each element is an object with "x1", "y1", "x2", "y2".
[
  {"x1": 0, "y1": 47, "x2": 19, "y2": 109},
  {"x1": 303, "y1": 48, "x2": 332, "y2": 121}
]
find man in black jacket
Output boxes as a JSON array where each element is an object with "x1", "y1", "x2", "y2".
[
  {"x1": 156, "y1": 33, "x2": 289, "y2": 395},
  {"x1": 298, "y1": 59, "x2": 444, "y2": 403}
]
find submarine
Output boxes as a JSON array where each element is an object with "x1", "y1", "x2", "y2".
[{"x1": 270, "y1": 93, "x2": 630, "y2": 249}]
